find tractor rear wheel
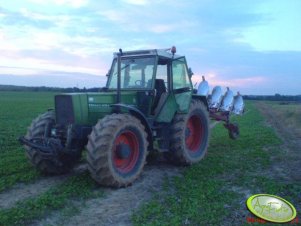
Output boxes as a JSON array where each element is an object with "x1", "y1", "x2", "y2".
[
  {"x1": 24, "y1": 111, "x2": 80, "y2": 174},
  {"x1": 86, "y1": 114, "x2": 148, "y2": 187},
  {"x1": 169, "y1": 100, "x2": 210, "y2": 165}
]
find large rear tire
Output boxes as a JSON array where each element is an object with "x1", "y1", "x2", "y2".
[
  {"x1": 169, "y1": 100, "x2": 210, "y2": 165},
  {"x1": 24, "y1": 111, "x2": 80, "y2": 174},
  {"x1": 86, "y1": 114, "x2": 148, "y2": 187}
]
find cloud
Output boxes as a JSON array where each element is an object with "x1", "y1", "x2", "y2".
[
  {"x1": 0, "y1": 67, "x2": 44, "y2": 76},
  {"x1": 0, "y1": 21, "x2": 117, "y2": 56},
  {"x1": 192, "y1": 73, "x2": 267, "y2": 94},
  {"x1": 0, "y1": 71, "x2": 107, "y2": 88},
  {"x1": 122, "y1": 0, "x2": 149, "y2": 5},
  {"x1": 0, "y1": 51, "x2": 108, "y2": 75},
  {"x1": 98, "y1": 10, "x2": 125, "y2": 23},
  {"x1": 0, "y1": 7, "x2": 55, "y2": 29},
  {"x1": 28, "y1": 0, "x2": 88, "y2": 8},
  {"x1": 55, "y1": 0, "x2": 88, "y2": 8},
  {"x1": 148, "y1": 24, "x2": 175, "y2": 33},
  {"x1": 0, "y1": 1, "x2": 300, "y2": 94},
  {"x1": 188, "y1": 48, "x2": 301, "y2": 95}
]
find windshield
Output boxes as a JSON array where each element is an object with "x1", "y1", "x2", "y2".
[{"x1": 107, "y1": 57, "x2": 155, "y2": 89}]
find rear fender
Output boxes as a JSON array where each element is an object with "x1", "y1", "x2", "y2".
[{"x1": 192, "y1": 95, "x2": 209, "y2": 111}]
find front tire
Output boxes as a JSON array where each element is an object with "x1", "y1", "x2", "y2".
[
  {"x1": 86, "y1": 114, "x2": 148, "y2": 187},
  {"x1": 169, "y1": 100, "x2": 210, "y2": 165}
]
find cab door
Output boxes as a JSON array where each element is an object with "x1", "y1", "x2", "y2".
[
  {"x1": 154, "y1": 60, "x2": 178, "y2": 122},
  {"x1": 172, "y1": 57, "x2": 192, "y2": 113}
]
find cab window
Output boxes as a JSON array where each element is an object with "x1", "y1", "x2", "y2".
[
  {"x1": 172, "y1": 58, "x2": 191, "y2": 90},
  {"x1": 108, "y1": 57, "x2": 155, "y2": 89}
]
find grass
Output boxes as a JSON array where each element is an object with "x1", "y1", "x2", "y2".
[
  {"x1": 0, "y1": 91, "x2": 104, "y2": 226},
  {"x1": 0, "y1": 92, "x2": 57, "y2": 191},
  {"x1": 132, "y1": 101, "x2": 301, "y2": 225}
]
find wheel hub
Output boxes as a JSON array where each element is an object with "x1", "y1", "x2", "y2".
[
  {"x1": 113, "y1": 130, "x2": 140, "y2": 174},
  {"x1": 116, "y1": 143, "x2": 131, "y2": 159}
]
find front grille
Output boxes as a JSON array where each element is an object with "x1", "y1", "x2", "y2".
[{"x1": 55, "y1": 95, "x2": 75, "y2": 125}]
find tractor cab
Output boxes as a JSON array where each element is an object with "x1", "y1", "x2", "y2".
[{"x1": 106, "y1": 47, "x2": 193, "y2": 122}]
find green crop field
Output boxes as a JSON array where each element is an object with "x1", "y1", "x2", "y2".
[
  {"x1": 132, "y1": 101, "x2": 301, "y2": 225},
  {"x1": 0, "y1": 91, "x2": 300, "y2": 226},
  {"x1": 0, "y1": 92, "x2": 55, "y2": 191}
]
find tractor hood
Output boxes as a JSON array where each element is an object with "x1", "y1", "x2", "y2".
[{"x1": 55, "y1": 91, "x2": 146, "y2": 126}]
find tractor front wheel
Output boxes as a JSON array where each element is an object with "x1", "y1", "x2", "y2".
[
  {"x1": 169, "y1": 100, "x2": 210, "y2": 165},
  {"x1": 24, "y1": 111, "x2": 81, "y2": 174},
  {"x1": 86, "y1": 114, "x2": 148, "y2": 187}
]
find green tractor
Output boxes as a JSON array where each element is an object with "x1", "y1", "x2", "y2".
[{"x1": 19, "y1": 47, "x2": 244, "y2": 187}]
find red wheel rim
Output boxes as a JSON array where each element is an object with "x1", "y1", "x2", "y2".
[
  {"x1": 185, "y1": 115, "x2": 203, "y2": 152},
  {"x1": 113, "y1": 130, "x2": 139, "y2": 174}
]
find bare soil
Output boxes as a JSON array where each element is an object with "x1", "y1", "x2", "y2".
[
  {"x1": 0, "y1": 164, "x2": 88, "y2": 209},
  {"x1": 0, "y1": 175, "x2": 68, "y2": 209},
  {"x1": 34, "y1": 163, "x2": 181, "y2": 226}
]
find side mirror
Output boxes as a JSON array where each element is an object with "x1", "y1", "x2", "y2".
[
  {"x1": 188, "y1": 68, "x2": 194, "y2": 78},
  {"x1": 106, "y1": 69, "x2": 111, "y2": 77}
]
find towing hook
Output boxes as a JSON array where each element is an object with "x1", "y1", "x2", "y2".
[
  {"x1": 18, "y1": 136, "x2": 63, "y2": 157},
  {"x1": 18, "y1": 136, "x2": 51, "y2": 153}
]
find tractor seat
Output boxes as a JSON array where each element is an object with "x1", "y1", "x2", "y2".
[{"x1": 152, "y1": 79, "x2": 167, "y2": 114}]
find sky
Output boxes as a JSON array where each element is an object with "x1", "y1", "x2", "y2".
[{"x1": 0, "y1": 0, "x2": 300, "y2": 95}]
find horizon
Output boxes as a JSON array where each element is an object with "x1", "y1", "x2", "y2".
[
  {"x1": 1, "y1": 83, "x2": 301, "y2": 97},
  {"x1": 0, "y1": 0, "x2": 301, "y2": 95}
]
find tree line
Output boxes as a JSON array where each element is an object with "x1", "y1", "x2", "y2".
[
  {"x1": 243, "y1": 94, "x2": 301, "y2": 102},
  {"x1": 0, "y1": 85, "x2": 100, "y2": 92},
  {"x1": 1, "y1": 84, "x2": 300, "y2": 102}
]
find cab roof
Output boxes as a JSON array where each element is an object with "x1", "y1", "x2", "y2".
[{"x1": 113, "y1": 48, "x2": 183, "y2": 59}]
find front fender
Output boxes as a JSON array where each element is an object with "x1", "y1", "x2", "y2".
[{"x1": 111, "y1": 104, "x2": 153, "y2": 150}]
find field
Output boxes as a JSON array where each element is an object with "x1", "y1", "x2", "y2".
[{"x1": 0, "y1": 91, "x2": 300, "y2": 225}]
